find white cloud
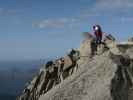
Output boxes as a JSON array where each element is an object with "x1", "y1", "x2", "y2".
[
  {"x1": 32, "y1": 18, "x2": 80, "y2": 29},
  {"x1": 95, "y1": 0, "x2": 133, "y2": 10},
  {"x1": 78, "y1": 0, "x2": 133, "y2": 22},
  {"x1": 80, "y1": 0, "x2": 133, "y2": 14},
  {"x1": 121, "y1": 17, "x2": 133, "y2": 22},
  {"x1": 94, "y1": 0, "x2": 133, "y2": 22},
  {"x1": 0, "y1": 8, "x2": 24, "y2": 17},
  {"x1": 91, "y1": 0, "x2": 133, "y2": 20},
  {"x1": 33, "y1": 0, "x2": 133, "y2": 29}
]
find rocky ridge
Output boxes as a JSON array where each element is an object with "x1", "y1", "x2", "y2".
[{"x1": 17, "y1": 34, "x2": 133, "y2": 100}]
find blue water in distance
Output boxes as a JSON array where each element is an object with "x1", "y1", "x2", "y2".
[{"x1": 0, "y1": 58, "x2": 51, "y2": 100}]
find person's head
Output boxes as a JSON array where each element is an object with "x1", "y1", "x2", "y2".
[{"x1": 93, "y1": 25, "x2": 102, "y2": 33}]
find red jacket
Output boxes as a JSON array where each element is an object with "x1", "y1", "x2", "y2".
[{"x1": 95, "y1": 31, "x2": 102, "y2": 38}]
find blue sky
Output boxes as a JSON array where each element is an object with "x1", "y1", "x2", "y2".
[{"x1": 0, "y1": 0, "x2": 133, "y2": 61}]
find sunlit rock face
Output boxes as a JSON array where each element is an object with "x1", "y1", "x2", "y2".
[
  {"x1": 128, "y1": 37, "x2": 133, "y2": 42},
  {"x1": 109, "y1": 51, "x2": 133, "y2": 100},
  {"x1": 17, "y1": 35, "x2": 133, "y2": 100}
]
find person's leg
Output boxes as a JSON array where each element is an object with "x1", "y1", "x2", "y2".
[
  {"x1": 90, "y1": 40, "x2": 97, "y2": 57},
  {"x1": 98, "y1": 36, "x2": 102, "y2": 44},
  {"x1": 96, "y1": 37, "x2": 99, "y2": 45}
]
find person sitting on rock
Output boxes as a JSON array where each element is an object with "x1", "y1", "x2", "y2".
[{"x1": 93, "y1": 25, "x2": 103, "y2": 45}]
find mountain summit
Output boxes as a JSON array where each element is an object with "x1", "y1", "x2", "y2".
[{"x1": 17, "y1": 34, "x2": 133, "y2": 100}]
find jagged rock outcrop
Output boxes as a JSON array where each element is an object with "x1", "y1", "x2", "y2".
[
  {"x1": 128, "y1": 37, "x2": 133, "y2": 42},
  {"x1": 109, "y1": 52, "x2": 133, "y2": 100},
  {"x1": 17, "y1": 35, "x2": 133, "y2": 100}
]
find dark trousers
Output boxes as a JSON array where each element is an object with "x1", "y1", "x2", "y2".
[{"x1": 96, "y1": 36, "x2": 102, "y2": 45}]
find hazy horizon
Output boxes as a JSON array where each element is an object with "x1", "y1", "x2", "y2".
[{"x1": 0, "y1": 59, "x2": 43, "y2": 100}]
